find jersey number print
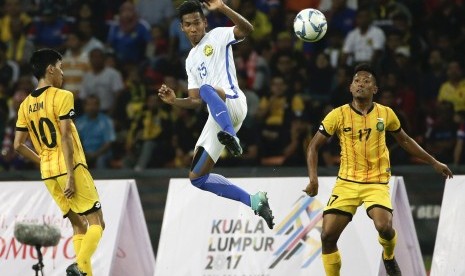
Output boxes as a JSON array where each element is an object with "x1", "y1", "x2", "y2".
[{"x1": 30, "y1": 117, "x2": 57, "y2": 148}]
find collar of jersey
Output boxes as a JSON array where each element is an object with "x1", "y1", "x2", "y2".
[
  {"x1": 31, "y1": 86, "x2": 52, "y2": 97},
  {"x1": 349, "y1": 102, "x2": 375, "y2": 115}
]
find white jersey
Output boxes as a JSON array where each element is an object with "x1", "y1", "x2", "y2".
[{"x1": 186, "y1": 27, "x2": 243, "y2": 99}]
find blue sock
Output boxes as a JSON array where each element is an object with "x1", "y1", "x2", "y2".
[
  {"x1": 191, "y1": 173, "x2": 251, "y2": 206},
  {"x1": 199, "y1": 84, "x2": 236, "y2": 135}
]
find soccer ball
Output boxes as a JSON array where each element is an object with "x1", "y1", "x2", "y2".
[{"x1": 293, "y1": 8, "x2": 328, "y2": 42}]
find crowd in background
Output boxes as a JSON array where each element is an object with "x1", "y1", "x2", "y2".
[{"x1": 0, "y1": 0, "x2": 464, "y2": 171}]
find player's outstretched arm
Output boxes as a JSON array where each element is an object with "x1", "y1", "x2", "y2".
[
  {"x1": 13, "y1": 131, "x2": 40, "y2": 164},
  {"x1": 392, "y1": 129, "x2": 453, "y2": 179},
  {"x1": 202, "y1": 0, "x2": 253, "y2": 39},
  {"x1": 304, "y1": 132, "x2": 329, "y2": 197},
  {"x1": 158, "y1": 84, "x2": 203, "y2": 109}
]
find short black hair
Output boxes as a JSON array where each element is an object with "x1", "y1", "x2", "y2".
[
  {"x1": 30, "y1": 48, "x2": 62, "y2": 80},
  {"x1": 353, "y1": 63, "x2": 377, "y2": 81},
  {"x1": 177, "y1": 0, "x2": 205, "y2": 21}
]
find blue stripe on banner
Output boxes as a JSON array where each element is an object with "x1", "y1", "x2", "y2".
[
  {"x1": 277, "y1": 197, "x2": 315, "y2": 235},
  {"x1": 225, "y1": 40, "x2": 239, "y2": 99}
]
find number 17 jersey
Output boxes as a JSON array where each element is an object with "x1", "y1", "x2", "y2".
[
  {"x1": 319, "y1": 103, "x2": 401, "y2": 184},
  {"x1": 16, "y1": 86, "x2": 87, "y2": 179}
]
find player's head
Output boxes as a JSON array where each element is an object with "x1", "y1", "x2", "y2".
[
  {"x1": 178, "y1": 0, "x2": 207, "y2": 46},
  {"x1": 30, "y1": 48, "x2": 63, "y2": 87},
  {"x1": 350, "y1": 63, "x2": 378, "y2": 100}
]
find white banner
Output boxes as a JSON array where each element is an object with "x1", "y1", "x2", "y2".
[
  {"x1": 156, "y1": 177, "x2": 424, "y2": 276},
  {"x1": 0, "y1": 179, "x2": 155, "y2": 276},
  {"x1": 431, "y1": 177, "x2": 465, "y2": 276}
]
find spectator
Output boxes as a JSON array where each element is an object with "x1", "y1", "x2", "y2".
[
  {"x1": 240, "y1": 0, "x2": 272, "y2": 43},
  {"x1": 328, "y1": 65, "x2": 352, "y2": 108},
  {"x1": 234, "y1": 38, "x2": 270, "y2": 95},
  {"x1": 324, "y1": 0, "x2": 356, "y2": 36},
  {"x1": 75, "y1": 95, "x2": 116, "y2": 169},
  {"x1": 340, "y1": 8, "x2": 386, "y2": 67},
  {"x1": 424, "y1": 100, "x2": 457, "y2": 164},
  {"x1": 421, "y1": 48, "x2": 447, "y2": 106},
  {"x1": 80, "y1": 48, "x2": 124, "y2": 113},
  {"x1": 107, "y1": 1, "x2": 151, "y2": 66},
  {"x1": 135, "y1": 0, "x2": 175, "y2": 28},
  {"x1": 437, "y1": 60, "x2": 465, "y2": 112},
  {"x1": 27, "y1": 6, "x2": 71, "y2": 52},
  {"x1": 0, "y1": 88, "x2": 34, "y2": 170},
  {"x1": 77, "y1": 19, "x2": 105, "y2": 55},
  {"x1": 0, "y1": 41, "x2": 18, "y2": 90},
  {"x1": 371, "y1": 0, "x2": 412, "y2": 32},
  {"x1": 5, "y1": 17, "x2": 35, "y2": 66},
  {"x1": 124, "y1": 94, "x2": 172, "y2": 171},
  {"x1": 0, "y1": 0, "x2": 32, "y2": 43},
  {"x1": 308, "y1": 52, "x2": 334, "y2": 102},
  {"x1": 61, "y1": 30, "x2": 90, "y2": 98},
  {"x1": 257, "y1": 74, "x2": 304, "y2": 165},
  {"x1": 73, "y1": 0, "x2": 108, "y2": 41}
]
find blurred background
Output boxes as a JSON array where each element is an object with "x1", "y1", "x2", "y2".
[{"x1": 0, "y1": 0, "x2": 464, "y2": 273}]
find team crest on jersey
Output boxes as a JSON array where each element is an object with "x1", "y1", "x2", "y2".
[
  {"x1": 376, "y1": 118, "x2": 384, "y2": 131},
  {"x1": 204, "y1": 45, "x2": 213, "y2": 56}
]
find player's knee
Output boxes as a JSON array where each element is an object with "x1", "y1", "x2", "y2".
[
  {"x1": 190, "y1": 174, "x2": 209, "y2": 189},
  {"x1": 374, "y1": 220, "x2": 393, "y2": 236},
  {"x1": 199, "y1": 84, "x2": 216, "y2": 100},
  {"x1": 321, "y1": 230, "x2": 339, "y2": 246}
]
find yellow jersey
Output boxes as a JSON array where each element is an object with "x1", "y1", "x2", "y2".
[
  {"x1": 16, "y1": 86, "x2": 87, "y2": 179},
  {"x1": 319, "y1": 103, "x2": 401, "y2": 184}
]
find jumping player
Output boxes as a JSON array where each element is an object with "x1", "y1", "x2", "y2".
[{"x1": 158, "y1": 0, "x2": 274, "y2": 229}]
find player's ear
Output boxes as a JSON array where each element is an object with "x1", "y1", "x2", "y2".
[
  {"x1": 373, "y1": 85, "x2": 378, "y2": 94},
  {"x1": 47, "y1": 64, "x2": 54, "y2": 74}
]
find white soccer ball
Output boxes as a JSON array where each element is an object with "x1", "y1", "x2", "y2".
[{"x1": 293, "y1": 8, "x2": 328, "y2": 42}]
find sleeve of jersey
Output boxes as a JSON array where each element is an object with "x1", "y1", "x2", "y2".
[
  {"x1": 214, "y1": 27, "x2": 240, "y2": 44},
  {"x1": 15, "y1": 102, "x2": 28, "y2": 131},
  {"x1": 386, "y1": 107, "x2": 401, "y2": 132},
  {"x1": 186, "y1": 60, "x2": 199, "y2": 90},
  {"x1": 57, "y1": 90, "x2": 77, "y2": 120},
  {"x1": 319, "y1": 109, "x2": 338, "y2": 137}
]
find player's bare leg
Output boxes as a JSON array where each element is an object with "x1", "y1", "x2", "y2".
[
  {"x1": 66, "y1": 211, "x2": 88, "y2": 276},
  {"x1": 320, "y1": 213, "x2": 351, "y2": 276},
  {"x1": 73, "y1": 210, "x2": 104, "y2": 276},
  {"x1": 369, "y1": 207, "x2": 401, "y2": 276}
]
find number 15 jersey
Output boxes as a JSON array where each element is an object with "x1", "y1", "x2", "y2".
[
  {"x1": 319, "y1": 103, "x2": 401, "y2": 184},
  {"x1": 16, "y1": 86, "x2": 87, "y2": 179}
]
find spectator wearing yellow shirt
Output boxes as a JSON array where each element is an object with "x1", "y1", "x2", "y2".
[
  {"x1": 437, "y1": 60, "x2": 465, "y2": 112},
  {"x1": 240, "y1": 0, "x2": 272, "y2": 42},
  {"x1": 0, "y1": 0, "x2": 32, "y2": 42}
]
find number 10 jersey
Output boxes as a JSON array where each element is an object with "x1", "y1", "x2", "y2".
[{"x1": 16, "y1": 86, "x2": 87, "y2": 179}]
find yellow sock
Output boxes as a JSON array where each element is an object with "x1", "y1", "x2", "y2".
[
  {"x1": 72, "y1": 234, "x2": 84, "y2": 256},
  {"x1": 322, "y1": 251, "x2": 341, "y2": 276},
  {"x1": 379, "y1": 231, "x2": 397, "y2": 260},
  {"x1": 77, "y1": 225, "x2": 103, "y2": 276}
]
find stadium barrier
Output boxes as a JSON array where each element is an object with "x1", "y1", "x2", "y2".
[
  {"x1": 431, "y1": 176, "x2": 465, "y2": 275},
  {"x1": 0, "y1": 179, "x2": 155, "y2": 276},
  {"x1": 156, "y1": 177, "x2": 425, "y2": 276}
]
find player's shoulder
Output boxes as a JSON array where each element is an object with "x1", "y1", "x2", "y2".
[
  {"x1": 330, "y1": 104, "x2": 350, "y2": 114},
  {"x1": 374, "y1": 102, "x2": 393, "y2": 112},
  {"x1": 54, "y1": 88, "x2": 74, "y2": 97}
]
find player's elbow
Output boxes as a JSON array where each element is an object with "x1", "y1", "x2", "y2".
[{"x1": 243, "y1": 24, "x2": 254, "y2": 36}]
